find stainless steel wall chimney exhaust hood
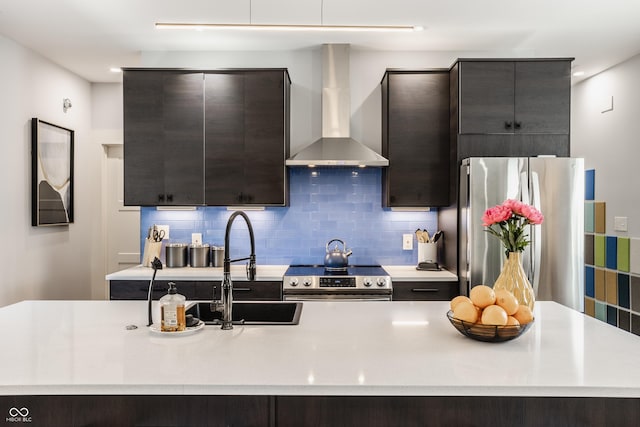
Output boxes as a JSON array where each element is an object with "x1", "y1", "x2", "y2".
[{"x1": 286, "y1": 44, "x2": 389, "y2": 167}]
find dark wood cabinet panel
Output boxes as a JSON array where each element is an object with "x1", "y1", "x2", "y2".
[
  {"x1": 392, "y1": 281, "x2": 457, "y2": 301},
  {"x1": 204, "y1": 72, "x2": 246, "y2": 206},
  {"x1": 124, "y1": 68, "x2": 289, "y2": 207},
  {"x1": 110, "y1": 279, "x2": 282, "y2": 301},
  {"x1": 0, "y1": 395, "x2": 272, "y2": 427},
  {"x1": 205, "y1": 70, "x2": 289, "y2": 206},
  {"x1": 123, "y1": 70, "x2": 204, "y2": 206},
  {"x1": 458, "y1": 133, "x2": 570, "y2": 160},
  {"x1": 4, "y1": 394, "x2": 638, "y2": 427},
  {"x1": 515, "y1": 60, "x2": 571, "y2": 134},
  {"x1": 459, "y1": 61, "x2": 515, "y2": 134},
  {"x1": 382, "y1": 70, "x2": 450, "y2": 207},
  {"x1": 276, "y1": 396, "x2": 640, "y2": 427},
  {"x1": 458, "y1": 59, "x2": 571, "y2": 136}
]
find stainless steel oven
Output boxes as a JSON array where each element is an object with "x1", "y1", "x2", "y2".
[{"x1": 282, "y1": 265, "x2": 392, "y2": 301}]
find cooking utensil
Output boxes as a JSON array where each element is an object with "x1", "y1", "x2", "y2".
[
  {"x1": 324, "y1": 238, "x2": 352, "y2": 270},
  {"x1": 431, "y1": 230, "x2": 443, "y2": 243}
]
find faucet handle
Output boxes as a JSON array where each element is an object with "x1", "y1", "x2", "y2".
[{"x1": 246, "y1": 257, "x2": 257, "y2": 281}]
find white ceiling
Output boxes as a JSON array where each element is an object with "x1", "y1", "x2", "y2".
[{"x1": 1, "y1": 0, "x2": 639, "y2": 83}]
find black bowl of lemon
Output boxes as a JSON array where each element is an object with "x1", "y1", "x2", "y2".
[{"x1": 447, "y1": 285, "x2": 534, "y2": 343}]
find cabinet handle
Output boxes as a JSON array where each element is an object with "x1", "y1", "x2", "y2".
[
  {"x1": 234, "y1": 288, "x2": 252, "y2": 292},
  {"x1": 166, "y1": 194, "x2": 173, "y2": 202},
  {"x1": 514, "y1": 121, "x2": 522, "y2": 130},
  {"x1": 411, "y1": 288, "x2": 439, "y2": 293},
  {"x1": 158, "y1": 194, "x2": 165, "y2": 202},
  {"x1": 504, "y1": 121, "x2": 513, "y2": 129}
]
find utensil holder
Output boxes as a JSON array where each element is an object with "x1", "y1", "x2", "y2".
[
  {"x1": 418, "y1": 242, "x2": 437, "y2": 263},
  {"x1": 142, "y1": 239, "x2": 163, "y2": 267}
]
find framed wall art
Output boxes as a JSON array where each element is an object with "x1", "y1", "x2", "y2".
[{"x1": 31, "y1": 118, "x2": 74, "y2": 226}]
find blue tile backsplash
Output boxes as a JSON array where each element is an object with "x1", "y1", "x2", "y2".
[{"x1": 141, "y1": 167, "x2": 438, "y2": 265}]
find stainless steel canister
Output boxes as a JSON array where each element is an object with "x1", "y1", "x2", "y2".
[
  {"x1": 189, "y1": 243, "x2": 211, "y2": 267},
  {"x1": 165, "y1": 243, "x2": 188, "y2": 268},
  {"x1": 211, "y1": 246, "x2": 224, "y2": 267}
]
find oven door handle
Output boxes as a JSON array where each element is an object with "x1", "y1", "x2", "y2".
[{"x1": 283, "y1": 295, "x2": 392, "y2": 302}]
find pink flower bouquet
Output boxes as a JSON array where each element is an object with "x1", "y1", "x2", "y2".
[{"x1": 482, "y1": 199, "x2": 544, "y2": 255}]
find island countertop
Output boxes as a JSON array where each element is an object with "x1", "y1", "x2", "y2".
[{"x1": 1, "y1": 300, "x2": 639, "y2": 398}]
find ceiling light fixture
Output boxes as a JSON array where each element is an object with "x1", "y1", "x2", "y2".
[
  {"x1": 155, "y1": 0, "x2": 422, "y2": 33},
  {"x1": 156, "y1": 23, "x2": 421, "y2": 32},
  {"x1": 572, "y1": 71, "x2": 585, "y2": 77}
]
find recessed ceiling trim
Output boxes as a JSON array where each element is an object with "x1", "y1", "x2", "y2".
[{"x1": 155, "y1": 22, "x2": 422, "y2": 32}]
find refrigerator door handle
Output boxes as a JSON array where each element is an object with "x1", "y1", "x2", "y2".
[
  {"x1": 530, "y1": 171, "x2": 542, "y2": 296},
  {"x1": 520, "y1": 172, "x2": 530, "y2": 205}
]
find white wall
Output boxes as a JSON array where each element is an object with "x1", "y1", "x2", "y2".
[
  {"x1": 572, "y1": 53, "x2": 640, "y2": 236},
  {"x1": 0, "y1": 34, "x2": 101, "y2": 306}
]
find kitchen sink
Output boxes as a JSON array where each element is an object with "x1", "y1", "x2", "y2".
[{"x1": 185, "y1": 301, "x2": 303, "y2": 325}]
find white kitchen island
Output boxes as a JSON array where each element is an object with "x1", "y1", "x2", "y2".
[{"x1": 1, "y1": 300, "x2": 639, "y2": 426}]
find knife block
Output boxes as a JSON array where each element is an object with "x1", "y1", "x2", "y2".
[{"x1": 142, "y1": 238, "x2": 163, "y2": 267}]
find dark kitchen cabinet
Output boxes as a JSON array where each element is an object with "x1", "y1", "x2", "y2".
[
  {"x1": 109, "y1": 280, "x2": 282, "y2": 301},
  {"x1": 457, "y1": 59, "x2": 571, "y2": 135},
  {"x1": 123, "y1": 70, "x2": 205, "y2": 206},
  {"x1": 451, "y1": 58, "x2": 572, "y2": 162},
  {"x1": 123, "y1": 68, "x2": 290, "y2": 207},
  {"x1": 392, "y1": 281, "x2": 457, "y2": 301},
  {"x1": 381, "y1": 70, "x2": 450, "y2": 207},
  {"x1": 205, "y1": 70, "x2": 290, "y2": 206}
]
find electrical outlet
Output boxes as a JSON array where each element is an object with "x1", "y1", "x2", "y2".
[
  {"x1": 191, "y1": 233, "x2": 202, "y2": 245},
  {"x1": 403, "y1": 234, "x2": 413, "y2": 250},
  {"x1": 156, "y1": 225, "x2": 170, "y2": 240},
  {"x1": 614, "y1": 216, "x2": 628, "y2": 232}
]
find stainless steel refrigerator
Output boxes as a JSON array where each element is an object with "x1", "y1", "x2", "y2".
[{"x1": 458, "y1": 157, "x2": 584, "y2": 312}]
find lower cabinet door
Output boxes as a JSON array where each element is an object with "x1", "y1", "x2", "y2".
[
  {"x1": 392, "y1": 281, "x2": 457, "y2": 301},
  {"x1": 110, "y1": 280, "x2": 282, "y2": 301}
]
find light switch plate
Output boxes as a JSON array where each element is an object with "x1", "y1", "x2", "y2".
[
  {"x1": 614, "y1": 216, "x2": 628, "y2": 232},
  {"x1": 403, "y1": 234, "x2": 413, "y2": 250}
]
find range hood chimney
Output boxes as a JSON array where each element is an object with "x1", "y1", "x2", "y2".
[{"x1": 286, "y1": 44, "x2": 389, "y2": 167}]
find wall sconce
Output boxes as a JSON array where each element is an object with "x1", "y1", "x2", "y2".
[{"x1": 63, "y1": 98, "x2": 72, "y2": 113}]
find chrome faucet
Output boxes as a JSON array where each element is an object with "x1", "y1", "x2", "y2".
[{"x1": 214, "y1": 211, "x2": 256, "y2": 330}]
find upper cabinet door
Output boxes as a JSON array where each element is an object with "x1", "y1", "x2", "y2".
[
  {"x1": 458, "y1": 61, "x2": 515, "y2": 134},
  {"x1": 382, "y1": 71, "x2": 450, "y2": 207},
  {"x1": 123, "y1": 71, "x2": 165, "y2": 205},
  {"x1": 514, "y1": 61, "x2": 571, "y2": 134},
  {"x1": 123, "y1": 70, "x2": 205, "y2": 206},
  {"x1": 204, "y1": 72, "x2": 246, "y2": 206},
  {"x1": 243, "y1": 71, "x2": 287, "y2": 205},
  {"x1": 162, "y1": 72, "x2": 205, "y2": 205},
  {"x1": 204, "y1": 70, "x2": 289, "y2": 206}
]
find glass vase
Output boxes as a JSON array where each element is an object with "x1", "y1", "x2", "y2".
[{"x1": 492, "y1": 252, "x2": 535, "y2": 310}]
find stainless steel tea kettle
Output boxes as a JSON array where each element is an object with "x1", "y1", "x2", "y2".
[{"x1": 324, "y1": 238, "x2": 352, "y2": 270}]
